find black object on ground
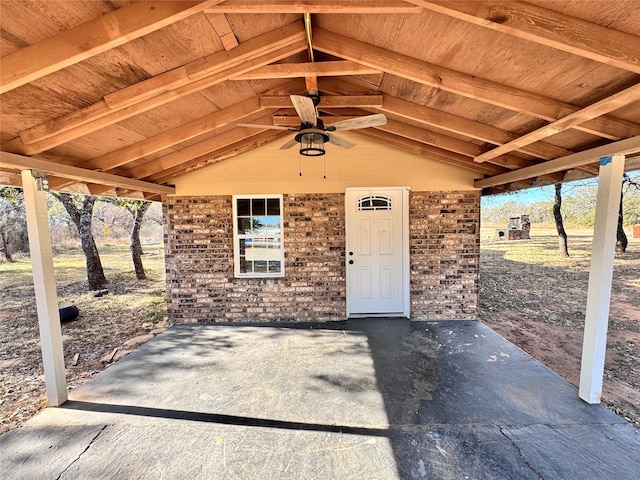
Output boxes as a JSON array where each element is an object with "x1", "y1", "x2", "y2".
[{"x1": 58, "y1": 303, "x2": 79, "y2": 323}]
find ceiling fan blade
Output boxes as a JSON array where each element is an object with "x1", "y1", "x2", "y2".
[
  {"x1": 329, "y1": 113, "x2": 387, "y2": 131},
  {"x1": 290, "y1": 95, "x2": 317, "y2": 126},
  {"x1": 236, "y1": 123, "x2": 294, "y2": 131},
  {"x1": 279, "y1": 137, "x2": 299, "y2": 150},
  {"x1": 328, "y1": 133, "x2": 356, "y2": 149}
]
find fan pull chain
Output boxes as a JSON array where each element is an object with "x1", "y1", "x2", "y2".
[
  {"x1": 323, "y1": 156, "x2": 326, "y2": 179},
  {"x1": 299, "y1": 154, "x2": 303, "y2": 176}
]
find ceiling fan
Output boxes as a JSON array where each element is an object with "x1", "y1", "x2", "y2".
[{"x1": 237, "y1": 94, "x2": 387, "y2": 156}]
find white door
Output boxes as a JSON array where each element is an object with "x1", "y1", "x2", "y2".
[{"x1": 346, "y1": 187, "x2": 409, "y2": 317}]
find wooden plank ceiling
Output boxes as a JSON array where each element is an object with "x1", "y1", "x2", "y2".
[{"x1": 1, "y1": 0, "x2": 640, "y2": 199}]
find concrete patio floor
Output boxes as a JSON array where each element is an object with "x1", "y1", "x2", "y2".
[{"x1": 1, "y1": 319, "x2": 638, "y2": 479}]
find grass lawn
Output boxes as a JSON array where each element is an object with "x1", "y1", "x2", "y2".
[{"x1": 0, "y1": 243, "x2": 167, "y2": 434}]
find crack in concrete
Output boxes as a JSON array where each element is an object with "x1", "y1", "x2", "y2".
[
  {"x1": 498, "y1": 425, "x2": 545, "y2": 480},
  {"x1": 55, "y1": 425, "x2": 107, "y2": 480}
]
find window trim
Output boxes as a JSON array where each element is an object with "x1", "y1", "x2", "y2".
[{"x1": 232, "y1": 194, "x2": 285, "y2": 278}]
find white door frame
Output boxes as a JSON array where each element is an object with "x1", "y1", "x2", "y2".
[{"x1": 345, "y1": 186, "x2": 410, "y2": 318}]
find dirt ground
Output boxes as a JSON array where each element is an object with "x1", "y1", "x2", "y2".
[
  {"x1": 478, "y1": 226, "x2": 640, "y2": 427},
  {"x1": 0, "y1": 246, "x2": 167, "y2": 434},
  {"x1": 1, "y1": 229, "x2": 639, "y2": 434}
]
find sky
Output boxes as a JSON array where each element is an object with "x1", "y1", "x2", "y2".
[{"x1": 480, "y1": 178, "x2": 603, "y2": 209}]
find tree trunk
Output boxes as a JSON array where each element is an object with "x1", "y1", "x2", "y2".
[
  {"x1": 130, "y1": 201, "x2": 151, "y2": 280},
  {"x1": 59, "y1": 194, "x2": 107, "y2": 290},
  {"x1": 554, "y1": 183, "x2": 570, "y2": 257},
  {"x1": 616, "y1": 188, "x2": 628, "y2": 253},
  {"x1": 1, "y1": 230, "x2": 13, "y2": 262}
]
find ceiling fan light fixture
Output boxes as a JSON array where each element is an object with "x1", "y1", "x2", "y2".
[{"x1": 296, "y1": 129, "x2": 329, "y2": 157}]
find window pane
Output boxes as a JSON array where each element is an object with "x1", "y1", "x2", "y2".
[
  {"x1": 237, "y1": 198, "x2": 250, "y2": 216},
  {"x1": 265, "y1": 216, "x2": 281, "y2": 234},
  {"x1": 253, "y1": 216, "x2": 268, "y2": 234},
  {"x1": 268, "y1": 261, "x2": 281, "y2": 273},
  {"x1": 267, "y1": 198, "x2": 280, "y2": 216},
  {"x1": 237, "y1": 217, "x2": 252, "y2": 234},
  {"x1": 252, "y1": 198, "x2": 266, "y2": 216},
  {"x1": 254, "y1": 260, "x2": 268, "y2": 273},
  {"x1": 238, "y1": 238, "x2": 247, "y2": 256}
]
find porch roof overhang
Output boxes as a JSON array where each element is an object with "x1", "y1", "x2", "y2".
[{"x1": 0, "y1": 0, "x2": 639, "y2": 197}]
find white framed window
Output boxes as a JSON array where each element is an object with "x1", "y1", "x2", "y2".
[{"x1": 232, "y1": 194, "x2": 284, "y2": 278}]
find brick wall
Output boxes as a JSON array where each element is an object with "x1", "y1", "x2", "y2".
[
  {"x1": 409, "y1": 191, "x2": 480, "y2": 320},
  {"x1": 164, "y1": 191, "x2": 479, "y2": 323},
  {"x1": 164, "y1": 194, "x2": 346, "y2": 323}
]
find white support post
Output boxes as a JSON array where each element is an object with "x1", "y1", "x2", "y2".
[
  {"x1": 579, "y1": 154, "x2": 625, "y2": 404},
  {"x1": 21, "y1": 170, "x2": 68, "y2": 406}
]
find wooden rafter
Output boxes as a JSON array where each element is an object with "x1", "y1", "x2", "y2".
[
  {"x1": 0, "y1": 1, "x2": 217, "y2": 94},
  {"x1": 260, "y1": 95, "x2": 383, "y2": 108},
  {"x1": 46, "y1": 97, "x2": 272, "y2": 192},
  {"x1": 206, "y1": 1, "x2": 421, "y2": 14},
  {"x1": 312, "y1": 28, "x2": 640, "y2": 141},
  {"x1": 83, "y1": 97, "x2": 265, "y2": 172},
  {"x1": 233, "y1": 61, "x2": 380, "y2": 80},
  {"x1": 149, "y1": 130, "x2": 291, "y2": 184},
  {"x1": 410, "y1": 1, "x2": 640, "y2": 74},
  {"x1": 11, "y1": 23, "x2": 307, "y2": 155},
  {"x1": 475, "y1": 136, "x2": 640, "y2": 188},
  {"x1": 318, "y1": 78, "x2": 575, "y2": 160},
  {"x1": 117, "y1": 120, "x2": 279, "y2": 181},
  {"x1": 475, "y1": 83, "x2": 640, "y2": 163},
  {"x1": 206, "y1": 14, "x2": 239, "y2": 51},
  {"x1": 0, "y1": 151, "x2": 175, "y2": 195}
]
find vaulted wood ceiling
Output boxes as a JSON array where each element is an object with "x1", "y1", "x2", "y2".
[{"x1": 1, "y1": 0, "x2": 640, "y2": 199}]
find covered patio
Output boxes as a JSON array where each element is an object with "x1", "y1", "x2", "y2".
[
  {"x1": 1, "y1": 319, "x2": 637, "y2": 479},
  {"x1": 1, "y1": 2, "x2": 640, "y2": 475}
]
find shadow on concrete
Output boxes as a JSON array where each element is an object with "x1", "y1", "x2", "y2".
[{"x1": 2, "y1": 319, "x2": 639, "y2": 479}]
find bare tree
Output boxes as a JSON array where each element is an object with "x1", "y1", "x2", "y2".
[
  {"x1": 617, "y1": 174, "x2": 640, "y2": 253},
  {"x1": 126, "y1": 200, "x2": 151, "y2": 280},
  {"x1": 0, "y1": 187, "x2": 28, "y2": 262},
  {"x1": 554, "y1": 183, "x2": 570, "y2": 257},
  {"x1": 104, "y1": 199, "x2": 153, "y2": 280},
  {"x1": 53, "y1": 193, "x2": 107, "y2": 290}
]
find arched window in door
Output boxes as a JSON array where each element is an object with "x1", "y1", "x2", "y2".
[{"x1": 357, "y1": 195, "x2": 393, "y2": 211}]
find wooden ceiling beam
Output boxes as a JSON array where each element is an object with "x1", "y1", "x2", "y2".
[
  {"x1": 149, "y1": 130, "x2": 290, "y2": 184},
  {"x1": 313, "y1": 28, "x2": 640, "y2": 141},
  {"x1": 234, "y1": 61, "x2": 380, "y2": 80},
  {"x1": 410, "y1": 1, "x2": 640, "y2": 74},
  {"x1": 318, "y1": 77, "x2": 575, "y2": 160},
  {"x1": 317, "y1": 78, "x2": 602, "y2": 178},
  {"x1": 206, "y1": 14, "x2": 239, "y2": 51},
  {"x1": 15, "y1": 23, "x2": 307, "y2": 154},
  {"x1": 0, "y1": 171, "x2": 22, "y2": 187},
  {"x1": 261, "y1": 95, "x2": 383, "y2": 108},
  {"x1": 475, "y1": 83, "x2": 640, "y2": 162},
  {"x1": 206, "y1": 1, "x2": 421, "y2": 14},
  {"x1": 0, "y1": 151, "x2": 174, "y2": 195},
  {"x1": 78, "y1": 96, "x2": 266, "y2": 172},
  {"x1": 475, "y1": 135, "x2": 640, "y2": 188},
  {"x1": 274, "y1": 115, "x2": 359, "y2": 125},
  {"x1": 117, "y1": 121, "x2": 279, "y2": 180},
  {"x1": 377, "y1": 119, "x2": 532, "y2": 169},
  {"x1": 0, "y1": 1, "x2": 217, "y2": 94}
]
